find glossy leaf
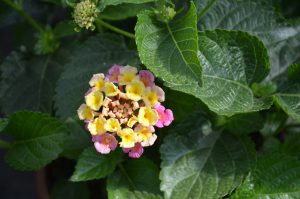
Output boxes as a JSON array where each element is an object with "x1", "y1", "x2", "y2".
[
  {"x1": 136, "y1": 2, "x2": 202, "y2": 87},
  {"x1": 160, "y1": 112, "x2": 255, "y2": 199},
  {"x1": 71, "y1": 146, "x2": 122, "y2": 181},
  {"x1": 54, "y1": 34, "x2": 137, "y2": 119},
  {"x1": 4, "y1": 111, "x2": 67, "y2": 171}
]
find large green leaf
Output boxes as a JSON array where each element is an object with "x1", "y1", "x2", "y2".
[
  {"x1": 0, "y1": 49, "x2": 69, "y2": 114},
  {"x1": 136, "y1": 4, "x2": 271, "y2": 116},
  {"x1": 107, "y1": 157, "x2": 162, "y2": 199},
  {"x1": 3, "y1": 111, "x2": 67, "y2": 171},
  {"x1": 160, "y1": 111, "x2": 255, "y2": 199},
  {"x1": 135, "y1": 2, "x2": 202, "y2": 87},
  {"x1": 54, "y1": 34, "x2": 137, "y2": 119},
  {"x1": 195, "y1": 0, "x2": 300, "y2": 79},
  {"x1": 98, "y1": 0, "x2": 155, "y2": 11},
  {"x1": 70, "y1": 146, "x2": 122, "y2": 182},
  {"x1": 232, "y1": 154, "x2": 300, "y2": 199}
]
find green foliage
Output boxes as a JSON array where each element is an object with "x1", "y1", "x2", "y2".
[
  {"x1": 160, "y1": 112, "x2": 256, "y2": 199},
  {"x1": 195, "y1": 0, "x2": 300, "y2": 80},
  {"x1": 232, "y1": 154, "x2": 300, "y2": 198},
  {"x1": 136, "y1": 3, "x2": 202, "y2": 89},
  {"x1": 107, "y1": 157, "x2": 162, "y2": 198},
  {"x1": 70, "y1": 146, "x2": 122, "y2": 181},
  {"x1": 1, "y1": 0, "x2": 300, "y2": 198},
  {"x1": 3, "y1": 111, "x2": 67, "y2": 170}
]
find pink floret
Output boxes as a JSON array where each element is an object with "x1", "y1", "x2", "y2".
[
  {"x1": 139, "y1": 70, "x2": 155, "y2": 87},
  {"x1": 93, "y1": 133, "x2": 117, "y2": 154},
  {"x1": 155, "y1": 105, "x2": 174, "y2": 128},
  {"x1": 106, "y1": 64, "x2": 121, "y2": 83},
  {"x1": 122, "y1": 142, "x2": 144, "y2": 158}
]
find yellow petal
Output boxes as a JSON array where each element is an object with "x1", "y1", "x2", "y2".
[
  {"x1": 119, "y1": 128, "x2": 137, "y2": 148},
  {"x1": 87, "y1": 116, "x2": 106, "y2": 135},
  {"x1": 127, "y1": 116, "x2": 138, "y2": 128},
  {"x1": 85, "y1": 90, "x2": 104, "y2": 111},
  {"x1": 105, "y1": 82, "x2": 119, "y2": 97},
  {"x1": 77, "y1": 104, "x2": 94, "y2": 120},
  {"x1": 104, "y1": 118, "x2": 121, "y2": 133},
  {"x1": 126, "y1": 81, "x2": 145, "y2": 101},
  {"x1": 89, "y1": 73, "x2": 106, "y2": 91},
  {"x1": 138, "y1": 107, "x2": 158, "y2": 126}
]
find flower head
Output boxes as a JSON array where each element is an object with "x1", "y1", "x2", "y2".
[
  {"x1": 73, "y1": 0, "x2": 98, "y2": 30},
  {"x1": 77, "y1": 65, "x2": 173, "y2": 158}
]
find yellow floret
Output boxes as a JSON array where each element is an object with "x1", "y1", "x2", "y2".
[
  {"x1": 105, "y1": 82, "x2": 119, "y2": 97},
  {"x1": 127, "y1": 116, "x2": 138, "y2": 128},
  {"x1": 87, "y1": 116, "x2": 106, "y2": 135},
  {"x1": 119, "y1": 128, "x2": 137, "y2": 148},
  {"x1": 119, "y1": 65, "x2": 138, "y2": 85},
  {"x1": 77, "y1": 104, "x2": 94, "y2": 120},
  {"x1": 85, "y1": 90, "x2": 104, "y2": 111},
  {"x1": 126, "y1": 81, "x2": 145, "y2": 101},
  {"x1": 89, "y1": 73, "x2": 106, "y2": 91},
  {"x1": 138, "y1": 107, "x2": 158, "y2": 126},
  {"x1": 104, "y1": 118, "x2": 121, "y2": 133},
  {"x1": 143, "y1": 87, "x2": 158, "y2": 107}
]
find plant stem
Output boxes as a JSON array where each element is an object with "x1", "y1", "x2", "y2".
[
  {"x1": 95, "y1": 19, "x2": 135, "y2": 40},
  {"x1": 118, "y1": 163, "x2": 137, "y2": 190},
  {"x1": 0, "y1": 139, "x2": 12, "y2": 149},
  {"x1": 1, "y1": 0, "x2": 44, "y2": 33}
]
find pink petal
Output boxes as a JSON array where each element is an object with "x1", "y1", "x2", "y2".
[
  {"x1": 94, "y1": 142, "x2": 111, "y2": 154},
  {"x1": 139, "y1": 70, "x2": 155, "y2": 87},
  {"x1": 122, "y1": 148, "x2": 130, "y2": 153},
  {"x1": 155, "y1": 121, "x2": 164, "y2": 128},
  {"x1": 128, "y1": 143, "x2": 144, "y2": 158},
  {"x1": 163, "y1": 109, "x2": 174, "y2": 126}
]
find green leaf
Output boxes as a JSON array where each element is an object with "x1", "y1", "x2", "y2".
[
  {"x1": 98, "y1": 0, "x2": 155, "y2": 11},
  {"x1": 135, "y1": 2, "x2": 202, "y2": 87},
  {"x1": 100, "y1": 3, "x2": 152, "y2": 21},
  {"x1": 0, "y1": 48, "x2": 71, "y2": 114},
  {"x1": 54, "y1": 34, "x2": 137, "y2": 119},
  {"x1": 61, "y1": 118, "x2": 91, "y2": 160},
  {"x1": 196, "y1": 0, "x2": 300, "y2": 79},
  {"x1": 107, "y1": 157, "x2": 162, "y2": 199},
  {"x1": 50, "y1": 181, "x2": 90, "y2": 199},
  {"x1": 160, "y1": 112, "x2": 256, "y2": 199},
  {"x1": 70, "y1": 146, "x2": 122, "y2": 181},
  {"x1": 3, "y1": 111, "x2": 67, "y2": 171},
  {"x1": 224, "y1": 112, "x2": 264, "y2": 135},
  {"x1": 232, "y1": 154, "x2": 300, "y2": 199}
]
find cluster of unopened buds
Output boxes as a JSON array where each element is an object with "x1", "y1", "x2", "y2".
[{"x1": 77, "y1": 65, "x2": 174, "y2": 158}]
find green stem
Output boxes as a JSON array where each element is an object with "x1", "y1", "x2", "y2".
[
  {"x1": 118, "y1": 163, "x2": 137, "y2": 190},
  {"x1": 1, "y1": 0, "x2": 44, "y2": 32},
  {"x1": 0, "y1": 139, "x2": 12, "y2": 149},
  {"x1": 95, "y1": 19, "x2": 135, "y2": 40}
]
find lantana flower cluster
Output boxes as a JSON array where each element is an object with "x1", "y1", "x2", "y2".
[{"x1": 77, "y1": 65, "x2": 174, "y2": 158}]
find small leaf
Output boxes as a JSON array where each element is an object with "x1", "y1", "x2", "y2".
[
  {"x1": 55, "y1": 34, "x2": 137, "y2": 119},
  {"x1": 71, "y1": 146, "x2": 122, "y2": 181},
  {"x1": 107, "y1": 157, "x2": 162, "y2": 199},
  {"x1": 160, "y1": 112, "x2": 255, "y2": 199},
  {"x1": 232, "y1": 154, "x2": 300, "y2": 199},
  {"x1": 136, "y1": 2, "x2": 202, "y2": 87},
  {"x1": 3, "y1": 111, "x2": 67, "y2": 171}
]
